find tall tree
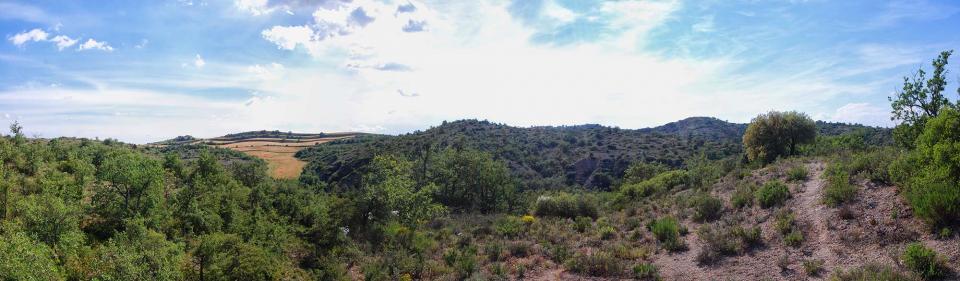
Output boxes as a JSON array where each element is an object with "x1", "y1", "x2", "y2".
[
  {"x1": 743, "y1": 111, "x2": 817, "y2": 164},
  {"x1": 889, "y1": 50, "x2": 955, "y2": 147}
]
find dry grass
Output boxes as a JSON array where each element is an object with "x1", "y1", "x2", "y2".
[{"x1": 211, "y1": 136, "x2": 352, "y2": 179}]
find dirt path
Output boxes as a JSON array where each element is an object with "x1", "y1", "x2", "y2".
[{"x1": 791, "y1": 162, "x2": 838, "y2": 273}]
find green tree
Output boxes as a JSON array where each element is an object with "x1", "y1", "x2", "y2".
[
  {"x1": 428, "y1": 148, "x2": 515, "y2": 213},
  {"x1": 188, "y1": 232, "x2": 281, "y2": 281},
  {"x1": 362, "y1": 155, "x2": 445, "y2": 226},
  {"x1": 894, "y1": 108, "x2": 960, "y2": 227},
  {"x1": 89, "y1": 219, "x2": 185, "y2": 280},
  {"x1": 14, "y1": 193, "x2": 81, "y2": 245},
  {"x1": 0, "y1": 229, "x2": 65, "y2": 280},
  {"x1": 889, "y1": 50, "x2": 956, "y2": 147},
  {"x1": 92, "y1": 150, "x2": 165, "y2": 233},
  {"x1": 743, "y1": 111, "x2": 817, "y2": 163}
]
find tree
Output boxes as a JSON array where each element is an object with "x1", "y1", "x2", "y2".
[
  {"x1": 361, "y1": 155, "x2": 445, "y2": 227},
  {"x1": 428, "y1": 148, "x2": 515, "y2": 213},
  {"x1": 889, "y1": 50, "x2": 955, "y2": 147},
  {"x1": 92, "y1": 150, "x2": 165, "y2": 233},
  {"x1": 0, "y1": 230, "x2": 65, "y2": 280},
  {"x1": 14, "y1": 193, "x2": 81, "y2": 245},
  {"x1": 893, "y1": 108, "x2": 960, "y2": 227},
  {"x1": 743, "y1": 111, "x2": 817, "y2": 163},
  {"x1": 89, "y1": 219, "x2": 185, "y2": 281}
]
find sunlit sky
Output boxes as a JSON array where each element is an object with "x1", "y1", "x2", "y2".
[{"x1": 1, "y1": 0, "x2": 958, "y2": 143}]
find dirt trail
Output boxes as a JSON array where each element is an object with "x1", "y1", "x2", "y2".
[{"x1": 792, "y1": 162, "x2": 838, "y2": 272}]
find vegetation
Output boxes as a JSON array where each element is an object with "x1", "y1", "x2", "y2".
[
  {"x1": 755, "y1": 181, "x2": 790, "y2": 208},
  {"x1": 901, "y1": 243, "x2": 949, "y2": 280},
  {"x1": 743, "y1": 111, "x2": 817, "y2": 163},
  {"x1": 831, "y1": 263, "x2": 920, "y2": 281}
]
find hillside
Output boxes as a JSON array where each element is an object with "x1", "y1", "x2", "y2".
[
  {"x1": 152, "y1": 130, "x2": 366, "y2": 179},
  {"x1": 296, "y1": 118, "x2": 890, "y2": 190}
]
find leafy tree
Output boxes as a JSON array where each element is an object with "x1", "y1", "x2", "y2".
[
  {"x1": 743, "y1": 111, "x2": 817, "y2": 163},
  {"x1": 92, "y1": 150, "x2": 165, "y2": 233},
  {"x1": 14, "y1": 193, "x2": 81, "y2": 245},
  {"x1": 893, "y1": 108, "x2": 960, "y2": 227},
  {"x1": 361, "y1": 155, "x2": 445, "y2": 227},
  {"x1": 188, "y1": 232, "x2": 281, "y2": 281},
  {"x1": 89, "y1": 219, "x2": 185, "y2": 280},
  {"x1": 889, "y1": 50, "x2": 956, "y2": 147},
  {"x1": 428, "y1": 148, "x2": 515, "y2": 213},
  {"x1": 622, "y1": 162, "x2": 668, "y2": 185},
  {"x1": 0, "y1": 229, "x2": 65, "y2": 280}
]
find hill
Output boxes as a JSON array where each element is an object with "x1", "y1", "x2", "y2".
[
  {"x1": 296, "y1": 118, "x2": 890, "y2": 190},
  {"x1": 152, "y1": 130, "x2": 366, "y2": 179}
]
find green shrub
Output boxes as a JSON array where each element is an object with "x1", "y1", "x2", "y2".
[
  {"x1": 690, "y1": 193, "x2": 724, "y2": 222},
  {"x1": 648, "y1": 217, "x2": 685, "y2": 251},
  {"x1": 484, "y1": 243, "x2": 505, "y2": 262},
  {"x1": 823, "y1": 162, "x2": 857, "y2": 206},
  {"x1": 901, "y1": 243, "x2": 948, "y2": 280},
  {"x1": 574, "y1": 216, "x2": 592, "y2": 233},
  {"x1": 545, "y1": 242, "x2": 572, "y2": 263},
  {"x1": 731, "y1": 182, "x2": 757, "y2": 208},
  {"x1": 847, "y1": 149, "x2": 897, "y2": 183},
  {"x1": 564, "y1": 252, "x2": 623, "y2": 277},
  {"x1": 493, "y1": 216, "x2": 524, "y2": 238},
  {"x1": 532, "y1": 193, "x2": 599, "y2": 219},
  {"x1": 802, "y1": 259, "x2": 824, "y2": 276},
  {"x1": 895, "y1": 108, "x2": 960, "y2": 227},
  {"x1": 784, "y1": 229, "x2": 803, "y2": 247},
  {"x1": 787, "y1": 166, "x2": 809, "y2": 182},
  {"x1": 633, "y1": 263, "x2": 659, "y2": 280},
  {"x1": 774, "y1": 209, "x2": 796, "y2": 235},
  {"x1": 620, "y1": 170, "x2": 689, "y2": 199},
  {"x1": 695, "y1": 223, "x2": 762, "y2": 264},
  {"x1": 507, "y1": 241, "x2": 530, "y2": 258},
  {"x1": 831, "y1": 263, "x2": 920, "y2": 281},
  {"x1": 598, "y1": 226, "x2": 617, "y2": 240},
  {"x1": 755, "y1": 181, "x2": 790, "y2": 208}
]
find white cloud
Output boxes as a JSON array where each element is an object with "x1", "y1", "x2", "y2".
[
  {"x1": 194, "y1": 54, "x2": 206, "y2": 68},
  {"x1": 261, "y1": 25, "x2": 315, "y2": 50},
  {"x1": 9, "y1": 28, "x2": 49, "y2": 46},
  {"x1": 830, "y1": 102, "x2": 894, "y2": 127},
  {"x1": 50, "y1": 35, "x2": 77, "y2": 50},
  {"x1": 692, "y1": 15, "x2": 715, "y2": 33},
  {"x1": 77, "y1": 38, "x2": 114, "y2": 51},
  {"x1": 235, "y1": 0, "x2": 274, "y2": 16}
]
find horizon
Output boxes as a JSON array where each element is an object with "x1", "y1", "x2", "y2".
[{"x1": 2, "y1": 0, "x2": 959, "y2": 143}]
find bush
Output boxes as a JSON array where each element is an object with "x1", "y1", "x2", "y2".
[
  {"x1": 565, "y1": 252, "x2": 623, "y2": 277},
  {"x1": 787, "y1": 166, "x2": 808, "y2": 182},
  {"x1": 755, "y1": 181, "x2": 790, "y2": 208},
  {"x1": 574, "y1": 216, "x2": 592, "y2": 233},
  {"x1": 823, "y1": 163, "x2": 857, "y2": 206},
  {"x1": 493, "y1": 216, "x2": 524, "y2": 238},
  {"x1": 784, "y1": 229, "x2": 803, "y2": 247},
  {"x1": 802, "y1": 259, "x2": 824, "y2": 276},
  {"x1": 695, "y1": 223, "x2": 762, "y2": 264},
  {"x1": 774, "y1": 209, "x2": 796, "y2": 235},
  {"x1": 633, "y1": 263, "x2": 659, "y2": 280},
  {"x1": 831, "y1": 263, "x2": 920, "y2": 281},
  {"x1": 896, "y1": 108, "x2": 960, "y2": 227},
  {"x1": 532, "y1": 193, "x2": 599, "y2": 219},
  {"x1": 847, "y1": 149, "x2": 897, "y2": 183},
  {"x1": 620, "y1": 170, "x2": 690, "y2": 199},
  {"x1": 648, "y1": 217, "x2": 685, "y2": 251},
  {"x1": 901, "y1": 243, "x2": 949, "y2": 279},
  {"x1": 690, "y1": 194, "x2": 724, "y2": 222},
  {"x1": 731, "y1": 182, "x2": 757, "y2": 208},
  {"x1": 598, "y1": 226, "x2": 617, "y2": 240}
]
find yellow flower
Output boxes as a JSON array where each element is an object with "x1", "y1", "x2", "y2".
[
  {"x1": 521, "y1": 215, "x2": 536, "y2": 224},
  {"x1": 399, "y1": 273, "x2": 413, "y2": 281}
]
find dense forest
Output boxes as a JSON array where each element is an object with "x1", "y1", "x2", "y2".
[{"x1": 0, "y1": 51, "x2": 958, "y2": 281}]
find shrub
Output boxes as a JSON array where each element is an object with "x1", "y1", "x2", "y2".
[
  {"x1": 831, "y1": 263, "x2": 920, "y2": 281},
  {"x1": 574, "y1": 216, "x2": 592, "y2": 233},
  {"x1": 633, "y1": 263, "x2": 659, "y2": 280},
  {"x1": 901, "y1": 243, "x2": 948, "y2": 279},
  {"x1": 507, "y1": 242, "x2": 530, "y2": 258},
  {"x1": 695, "y1": 223, "x2": 762, "y2": 264},
  {"x1": 599, "y1": 226, "x2": 617, "y2": 240},
  {"x1": 755, "y1": 181, "x2": 790, "y2": 208},
  {"x1": 532, "y1": 193, "x2": 599, "y2": 219},
  {"x1": 802, "y1": 259, "x2": 824, "y2": 276},
  {"x1": 620, "y1": 170, "x2": 689, "y2": 199},
  {"x1": 774, "y1": 209, "x2": 796, "y2": 235},
  {"x1": 847, "y1": 149, "x2": 897, "y2": 183},
  {"x1": 731, "y1": 182, "x2": 757, "y2": 208},
  {"x1": 648, "y1": 217, "x2": 685, "y2": 251},
  {"x1": 521, "y1": 215, "x2": 535, "y2": 224},
  {"x1": 494, "y1": 216, "x2": 524, "y2": 238},
  {"x1": 690, "y1": 193, "x2": 724, "y2": 222},
  {"x1": 787, "y1": 166, "x2": 808, "y2": 182},
  {"x1": 896, "y1": 108, "x2": 960, "y2": 227},
  {"x1": 823, "y1": 163, "x2": 857, "y2": 206},
  {"x1": 484, "y1": 243, "x2": 505, "y2": 262},
  {"x1": 784, "y1": 229, "x2": 803, "y2": 247},
  {"x1": 564, "y1": 252, "x2": 623, "y2": 277},
  {"x1": 545, "y1": 242, "x2": 572, "y2": 263}
]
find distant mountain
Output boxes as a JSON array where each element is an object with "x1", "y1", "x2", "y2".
[{"x1": 641, "y1": 117, "x2": 747, "y2": 143}]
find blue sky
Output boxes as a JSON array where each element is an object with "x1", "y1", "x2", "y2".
[{"x1": 1, "y1": 0, "x2": 958, "y2": 143}]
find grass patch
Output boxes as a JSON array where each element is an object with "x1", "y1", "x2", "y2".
[
  {"x1": 648, "y1": 217, "x2": 686, "y2": 252},
  {"x1": 787, "y1": 165, "x2": 809, "y2": 182},
  {"x1": 823, "y1": 162, "x2": 857, "y2": 206}
]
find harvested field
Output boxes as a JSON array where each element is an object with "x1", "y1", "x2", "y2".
[{"x1": 211, "y1": 136, "x2": 350, "y2": 179}]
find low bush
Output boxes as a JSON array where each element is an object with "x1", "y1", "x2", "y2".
[
  {"x1": 598, "y1": 226, "x2": 617, "y2": 240},
  {"x1": 564, "y1": 252, "x2": 623, "y2": 277},
  {"x1": 633, "y1": 263, "x2": 659, "y2": 280},
  {"x1": 847, "y1": 148, "x2": 897, "y2": 184},
  {"x1": 532, "y1": 193, "x2": 599, "y2": 219},
  {"x1": 755, "y1": 181, "x2": 790, "y2": 208},
  {"x1": 494, "y1": 216, "x2": 524, "y2": 238},
  {"x1": 784, "y1": 229, "x2": 803, "y2": 247},
  {"x1": 802, "y1": 259, "x2": 824, "y2": 276},
  {"x1": 695, "y1": 222, "x2": 762, "y2": 264},
  {"x1": 690, "y1": 193, "x2": 724, "y2": 222},
  {"x1": 648, "y1": 217, "x2": 685, "y2": 252},
  {"x1": 620, "y1": 170, "x2": 689, "y2": 199},
  {"x1": 901, "y1": 242, "x2": 949, "y2": 280},
  {"x1": 574, "y1": 216, "x2": 592, "y2": 233},
  {"x1": 830, "y1": 263, "x2": 920, "y2": 281},
  {"x1": 787, "y1": 165, "x2": 809, "y2": 182},
  {"x1": 731, "y1": 182, "x2": 757, "y2": 208},
  {"x1": 774, "y1": 209, "x2": 796, "y2": 235},
  {"x1": 823, "y1": 162, "x2": 857, "y2": 206}
]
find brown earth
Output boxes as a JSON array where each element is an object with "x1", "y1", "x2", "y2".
[{"x1": 211, "y1": 136, "x2": 350, "y2": 179}]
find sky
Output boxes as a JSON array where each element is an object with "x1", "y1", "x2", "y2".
[{"x1": 1, "y1": 0, "x2": 958, "y2": 143}]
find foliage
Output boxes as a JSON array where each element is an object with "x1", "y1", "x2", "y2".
[
  {"x1": 532, "y1": 192, "x2": 599, "y2": 219},
  {"x1": 787, "y1": 165, "x2": 808, "y2": 182},
  {"x1": 743, "y1": 111, "x2": 817, "y2": 163},
  {"x1": 889, "y1": 50, "x2": 956, "y2": 148},
  {"x1": 731, "y1": 182, "x2": 757, "y2": 208},
  {"x1": 622, "y1": 162, "x2": 669, "y2": 184},
  {"x1": 494, "y1": 216, "x2": 525, "y2": 238},
  {"x1": 361, "y1": 155, "x2": 446, "y2": 226},
  {"x1": 823, "y1": 163, "x2": 857, "y2": 207},
  {"x1": 0, "y1": 229, "x2": 65, "y2": 281},
  {"x1": 565, "y1": 251, "x2": 623, "y2": 277},
  {"x1": 901, "y1": 242, "x2": 949, "y2": 280},
  {"x1": 831, "y1": 263, "x2": 920, "y2": 281},
  {"x1": 695, "y1": 221, "x2": 762, "y2": 264},
  {"x1": 620, "y1": 170, "x2": 690, "y2": 199},
  {"x1": 892, "y1": 108, "x2": 960, "y2": 227},
  {"x1": 803, "y1": 259, "x2": 824, "y2": 276},
  {"x1": 648, "y1": 217, "x2": 685, "y2": 251},
  {"x1": 429, "y1": 148, "x2": 516, "y2": 213},
  {"x1": 755, "y1": 181, "x2": 790, "y2": 208},
  {"x1": 633, "y1": 263, "x2": 659, "y2": 280},
  {"x1": 690, "y1": 193, "x2": 724, "y2": 222}
]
